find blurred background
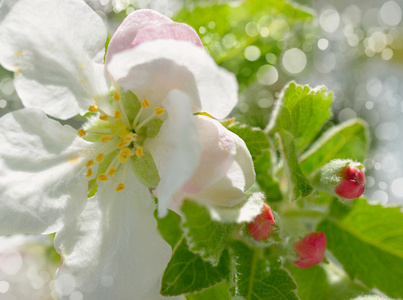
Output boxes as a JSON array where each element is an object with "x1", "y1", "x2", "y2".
[{"x1": 0, "y1": 0, "x2": 402, "y2": 298}]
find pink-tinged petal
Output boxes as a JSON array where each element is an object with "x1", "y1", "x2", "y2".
[
  {"x1": 181, "y1": 115, "x2": 236, "y2": 194},
  {"x1": 106, "y1": 9, "x2": 172, "y2": 64},
  {"x1": 0, "y1": 0, "x2": 108, "y2": 119},
  {"x1": 108, "y1": 40, "x2": 238, "y2": 119},
  {"x1": 0, "y1": 109, "x2": 90, "y2": 235},
  {"x1": 173, "y1": 125, "x2": 255, "y2": 210},
  {"x1": 131, "y1": 23, "x2": 203, "y2": 48},
  {"x1": 54, "y1": 169, "x2": 171, "y2": 300},
  {"x1": 247, "y1": 203, "x2": 275, "y2": 241},
  {"x1": 106, "y1": 9, "x2": 202, "y2": 64},
  {"x1": 144, "y1": 90, "x2": 202, "y2": 217},
  {"x1": 294, "y1": 232, "x2": 327, "y2": 269}
]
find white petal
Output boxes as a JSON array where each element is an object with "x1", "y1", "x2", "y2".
[
  {"x1": 54, "y1": 169, "x2": 171, "y2": 300},
  {"x1": 107, "y1": 40, "x2": 238, "y2": 119},
  {"x1": 181, "y1": 116, "x2": 236, "y2": 194},
  {"x1": 0, "y1": 109, "x2": 90, "y2": 235},
  {"x1": 144, "y1": 90, "x2": 202, "y2": 217},
  {"x1": 0, "y1": 0, "x2": 108, "y2": 119}
]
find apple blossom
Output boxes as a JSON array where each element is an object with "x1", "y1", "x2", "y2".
[
  {"x1": 0, "y1": 1, "x2": 254, "y2": 299},
  {"x1": 294, "y1": 232, "x2": 327, "y2": 269}
]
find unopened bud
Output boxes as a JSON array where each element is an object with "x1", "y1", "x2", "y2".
[
  {"x1": 313, "y1": 159, "x2": 366, "y2": 199},
  {"x1": 247, "y1": 203, "x2": 275, "y2": 241},
  {"x1": 294, "y1": 232, "x2": 326, "y2": 269}
]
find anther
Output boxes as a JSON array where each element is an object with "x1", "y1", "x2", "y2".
[
  {"x1": 135, "y1": 146, "x2": 143, "y2": 158},
  {"x1": 97, "y1": 174, "x2": 108, "y2": 181},
  {"x1": 99, "y1": 114, "x2": 109, "y2": 121},
  {"x1": 154, "y1": 107, "x2": 165, "y2": 115},
  {"x1": 114, "y1": 110, "x2": 122, "y2": 119},
  {"x1": 89, "y1": 105, "x2": 98, "y2": 113},
  {"x1": 142, "y1": 99, "x2": 150, "y2": 108},
  {"x1": 117, "y1": 139, "x2": 127, "y2": 149},
  {"x1": 108, "y1": 168, "x2": 117, "y2": 177},
  {"x1": 95, "y1": 153, "x2": 104, "y2": 162},
  {"x1": 115, "y1": 183, "x2": 125, "y2": 192},
  {"x1": 100, "y1": 135, "x2": 111, "y2": 142},
  {"x1": 113, "y1": 92, "x2": 121, "y2": 101},
  {"x1": 85, "y1": 169, "x2": 93, "y2": 177},
  {"x1": 78, "y1": 129, "x2": 86, "y2": 137},
  {"x1": 85, "y1": 160, "x2": 94, "y2": 168},
  {"x1": 118, "y1": 148, "x2": 132, "y2": 163}
]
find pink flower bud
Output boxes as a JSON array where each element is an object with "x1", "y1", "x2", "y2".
[
  {"x1": 335, "y1": 164, "x2": 366, "y2": 199},
  {"x1": 294, "y1": 232, "x2": 327, "y2": 269},
  {"x1": 247, "y1": 203, "x2": 275, "y2": 241}
]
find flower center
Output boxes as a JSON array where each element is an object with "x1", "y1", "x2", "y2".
[{"x1": 77, "y1": 91, "x2": 164, "y2": 192}]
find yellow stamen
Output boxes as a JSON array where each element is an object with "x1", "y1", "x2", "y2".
[
  {"x1": 95, "y1": 153, "x2": 104, "y2": 162},
  {"x1": 117, "y1": 139, "x2": 127, "y2": 149},
  {"x1": 136, "y1": 146, "x2": 143, "y2": 158},
  {"x1": 115, "y1": 183, "x2": 125, "y2": 192},
  {"x1": 118, "y1": 148, "x2": 132, "y2": 163},
  {"x1": 101, "y1": 135, "x2": 111, "y2": 142},
  {"x1": 100, "y1": 114, "x2": 109, "y2": 121},
  {"x1": 108, "y1": 168, "x2": 117, "y2": 177},
  {"x1": 85, "y1": 160, "x2": 94, "y2": 168},
  {"x1": 85, "y1": 168, "x2": 93, "y2": 177},
  {"x1": 97, "y1": 174, "x2": 108, "y2": 181},
  {"x1": 142, "y1": 99, "x2": 150, "y2": 108},
  {"x1": 154, "y1": 107, "x2": 165, "y2": 115},
  {"x1": 78, "y1": 129, "x2": 86, "y2": 137},
  {"x1": 89, "y1": 105, "x2": 98, "y2": 113},
  {"x1": 113, "y1": 92, "x2": 121, "y2": 101},
  {"x1": 114, "y1": 110, "x2": 122, "y2": 119}
]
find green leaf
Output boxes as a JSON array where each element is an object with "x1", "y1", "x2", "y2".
[
  {"x1": 268, "y1": 82, "x2": 333, "y2": 153},
  {"x1": 276, "y1": 130, "x2": 315, "y2": 200},
  {"x1": 227, "y1": 122, "x2": 270, "y2": 162},
  {"x1": 317, "y1": 198, "x2": 403, "y2": 299},
  {"x1": 288, "y1": 264, "x2": 329, "y2": 300},
  {"x1": 255, "y1": 150, "x2": 282, "y2": 202},
  {"x1": 185, "y1": 282, "x2": 231, "y2": 300},
  {"x1": 175, "y1": 0, "x2": 313, "y2": 89},
  {"x1": 230, "y1": 241, "x2": 298, "y2": 300},
  {"x1": 266, "y1": 82, "x2": 333, "y2": 201},
  {"x1": 181, "y1": 200, "x2": 235, "y2": 266},
  {"x1": 155, "y1": 208, "x2": 182, "y2": 249},
  {"x1": 161, "y1": 239, "x2": 231, "y2": 296},
  {"x1": 300, "y1": 119, "x2": 369, "y2": 175}
]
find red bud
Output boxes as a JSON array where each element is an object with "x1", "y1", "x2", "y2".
[
  {"x1": 247, "y1": 203, "x2": 275, "y2": 241},
  {"x1": 294, "y1": 232, "x2": 326, "y2": 269},
  {"x1": 335, "y1": 165, "x2": 366, "y2": 199}
]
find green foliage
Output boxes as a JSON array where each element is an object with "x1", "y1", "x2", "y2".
[
  {"x1": 300, "y1": 119, "x2": 369, "y2": 175},
  {"x1": 161, "y1": 239, "x2": 231, "y2": 296},
  {"x1": 155, "y1": 208, "x2": 182, "y2": 249},
  {"x1": 317, "y1": 198, "x2": 403, "y2": 299},
  {"x1": 175, "y1": 0, "x2": 313, "y2": 89},
  {"x1": 181, "y1": 200, "x2": 236, "y2": 266},
  {"x1": 230, "y1": 241, "x2": 298, "y2": 299},
  {"x1": 288, "y1": 265, "x2": 329, "y2": 300},
  {"x1": 267, "y1": 82, "x2": 333, "y2": 200},
  {"x1": 268, "y1": 82, "x2": 333, "y2": 152},
  {"x1": 185, "y1": 283, "x2": 231, "y2": 300}
]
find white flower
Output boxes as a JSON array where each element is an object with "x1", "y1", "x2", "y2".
[{"x1": 0, "y1": 1, "x2": 255, "y2": 299}]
